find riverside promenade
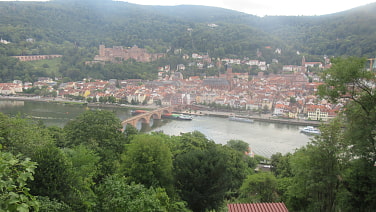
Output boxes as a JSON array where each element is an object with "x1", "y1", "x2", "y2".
[
  {"x1": 187, "y1": 110, "x2": 322, "y2": 127},
  {"x1": 1, "y1": 95, "x2": 322, "y2": 127}
]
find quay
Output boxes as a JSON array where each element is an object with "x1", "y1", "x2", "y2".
[{"x1": 189, "y1": 110, "x2": 322, "y2": 127}]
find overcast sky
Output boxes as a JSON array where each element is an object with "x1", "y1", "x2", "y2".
[
  {"x1": 0, "y1": 0, "x2": 375, "y2": 16},
  {"x1": 122, "y1": 0, "x2": 376, "y2": 16}
]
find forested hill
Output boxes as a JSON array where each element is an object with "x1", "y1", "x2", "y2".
[
  {"x1": 0, "y1": 0, "x2": 376, "y2": 59},
  {"x1": 152, "y1": 3, "x2": 376, "y2": 57}
]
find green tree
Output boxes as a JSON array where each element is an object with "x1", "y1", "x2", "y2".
[
  {"x1": 95, "y1": 175, "x2": 172, "y2": 212},
  {"x1": 0, "y1": 113, "x2": 53, "y2": 157},
  {"x1": 64, "y1": 110, "x2": 126, "y2": 177},
  {"x1": 289, "y1": 96, "x2": 297, "y2": 104},
  {"x1": 46, "y1": 125, "x2": 67, "y2": 148},
  {"x1": 318, "y1": 57, "x2": 376, "y2": 210},
  {"x1": 239, "y1": 172, "x2": 278, "y2": 203},
  {"x1": 287, "y1": 119, "x2": 347, "y2": 211},
  {"x1": 0, "y1": 147, "x2": 39, "y2": 211},
  {"x1": 226, "y1": 139, "x2": 258, "y2": 170},
  {"x1": 28, "y1": 144, "x2": 73, "y2": 205},
  {"x1": 63, "y1": 145, "x2": 100, "y2": 211},
  {"x1": 270, "y1": 152, "x2": 292, "y2": 178},
  {"x1": 37, "y1": 196, "x2": 72, "y2": 212},
  {"x1": 174, "y1": 144, "x2": 248, "y2": 212},
  {"x1": 120, "y1": 134, "x2": 173, "y2": 193},
  {"x1": 123, "y1": 123, "x2": 139, "y2": 144},
  {"x1": 226, "y1": 139, "x2": 249, "y2": 152},
  {"x1": 172, "y1": 131, "x2": 215, "y2": 155},
  {"x1": 107, "y1": 95, "x2": 116, "y2": 103},
  {"x1": 339, "y1": 158, "x2": 376, "y2": 211}
]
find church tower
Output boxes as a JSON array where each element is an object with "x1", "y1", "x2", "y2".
[
  {"x1": 301, "y1": 56, "x2": 306, "y2": 72},
  {"x1": 226, "y1": 64, "x2": 233, "y2": 90},
  {"x1": 302, "y1": 55, "x2": 306, "y2": 66}
]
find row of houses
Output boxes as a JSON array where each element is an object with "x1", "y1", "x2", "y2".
[
  {"x1": 76, "y1": 74, "x2": 335, "y2": 120},
  {"x1": 1, "y1": 61, "x2": 337, "y2": 121}
]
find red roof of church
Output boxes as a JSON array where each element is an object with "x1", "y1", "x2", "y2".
[{"x1": 228, "y1": 202, "x2": 288, "y2": 212}]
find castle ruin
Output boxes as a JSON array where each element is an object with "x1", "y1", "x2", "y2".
[{"x1": 93, "y1": 45, "x2": 165, "y2": 63}]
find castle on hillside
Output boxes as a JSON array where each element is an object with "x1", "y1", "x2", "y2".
[{"x1": 93, "y1": 45, "x2": 165, "y2": 63}]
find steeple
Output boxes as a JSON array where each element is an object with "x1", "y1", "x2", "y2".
[{"x1": 302, "y1": 55, "x2": 306, "y2": 66}]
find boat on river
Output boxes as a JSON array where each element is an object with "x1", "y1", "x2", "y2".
[
  {"x1": 162, "y1": 113, "x2": 193, "y2": 120},
  {"x1": 228, "y1": 116, "x2": 254, "y2": 123},
  {"x1": 177, "y1": 114, "x2": 193, "y2": 120},
  {"x1": 300, "y1": 126, "x2": 320, "y2": 135}
]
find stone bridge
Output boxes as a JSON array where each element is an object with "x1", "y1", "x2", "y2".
[{"x1": 121, "y1": 106, "x2": 177, "y2": 129}]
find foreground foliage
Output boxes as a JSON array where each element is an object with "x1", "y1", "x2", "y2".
[
  {"x1": 0, "y1": 111, "x2": 255, "y2": 211},
  {"x1": 269, "y1": 57, "x2": 376, "y2": 211},
  {"x1": 1, "y1": 57, "x2": 375, "y2": 211},
  {"x1": 0, "y1": 146, "x2": 39, "y2": 211}
]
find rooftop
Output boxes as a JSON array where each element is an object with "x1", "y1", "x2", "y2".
[{"x1": 228, "y1": 202, "x2": 288, "y2": 212}]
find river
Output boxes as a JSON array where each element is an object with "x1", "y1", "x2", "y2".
[{"x1": 0, "y1": 99, "x2": 311, "y2": 157}]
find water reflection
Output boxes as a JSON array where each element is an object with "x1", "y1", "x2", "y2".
[
  {"x1": 0, "y1": 100, "x2": 25, "y2": 108},
  {"x1": 151, "y1": 115, "x2": 310, "y2": 158},
  {"x1": 0, "y1": 100, "x2": 132, "y2": 128}
]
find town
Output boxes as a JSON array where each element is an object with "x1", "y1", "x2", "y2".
[{"x1": 0, "y1": 45, "x2": 340, "y2": 122}]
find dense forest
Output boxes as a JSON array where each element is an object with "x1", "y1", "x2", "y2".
[
  {"x1": 1, "y1": 57, "x2": 376, "y2": 211},
  {"x1": 1, "y1": 0, "x2": 375, "y2": 57},
  {"x1": 0, "y1": 0, "x2": 376, "y2": 82}
]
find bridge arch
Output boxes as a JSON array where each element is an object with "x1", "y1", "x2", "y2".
[
  {"x1": 121, "y1": 106, "x2": 177, "y2": 130},
  {"x1": 135, "y1": 117, "x2": 148, "y2": 130},
  {"x1": 162, "y1": 109, "x2": 171, "y2": 115},
  {"x1": 150, "y1": 113, "x2": 161, "y2": 120}
]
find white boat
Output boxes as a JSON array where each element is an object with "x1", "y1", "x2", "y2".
[
  {"x1": 228, "y1": 116, "x2": 254, "y2": 123},
  {"x1": 300, "y1": 126, "x2": 320, "y2": 135},
  {"x1": 178, "y1": 114, "x2": 193, "y2": 120}
]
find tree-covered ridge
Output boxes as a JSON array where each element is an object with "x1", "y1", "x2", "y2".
[
  {"x1": 1, "y1": 0, "x2": 376, "y2": 59},
  {"x1": 258, "y1": 4, "x2": 376, "y2": 57},
  {"x1": 0, "y1": 0, "x2": 375, "y2": 84}
]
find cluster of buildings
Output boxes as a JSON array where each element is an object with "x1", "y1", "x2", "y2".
[
  {"x1": 0, "y1": 64, "x2": 340, "y2": 122},
  {"x1": 1, "y1": 45, "x2": 340, "y2": 121},
  {"x1": 91, "y1": 45, "x2": 165, "y2": 63}
]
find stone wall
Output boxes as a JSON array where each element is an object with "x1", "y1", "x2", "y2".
[{"x1": 12, "y1": 55, "x2": 62, "y2": 62}]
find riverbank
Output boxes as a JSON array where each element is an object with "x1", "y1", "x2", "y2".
[
  {"x1": 0, "y1": 95, "x2": 158, "y2": 110},
  {"x1": 181, "y1": 110, "x2": 322, "y2": 127},
  {"x1": 1, "y1": 95, "x2": 323, "y2": 127}
]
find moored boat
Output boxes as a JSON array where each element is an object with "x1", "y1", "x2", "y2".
[
  {"x1": 300, "y1": 126, "x2": 320, "y2": 135},
  {"x1": 228, "y1": 116, "x2": 254, "y2": 123},
  {"x1": 162, "y1": 113, "x2": 193, "y2": 120},
  {"x1": 177, "y1": 114, "x2": 193, "y2": 120},
  {"x1": 162, "y1": 113, "x2": 180, "y2": 119}
]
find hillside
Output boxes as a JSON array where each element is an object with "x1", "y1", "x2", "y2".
[
  {"x1": 1, "y1": 0, "x2": 375, "y2": 58},
  {"x1": 0, "y1": 0, "x2": 375, "y2": 82},
  {"x1": 257, "y1": 3, "x2": 376, "y2": 56}
]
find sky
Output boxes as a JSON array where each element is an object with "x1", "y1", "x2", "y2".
[
  {"x1": 0, "y1": 0, "x2": 375, "y2": 16},
  {"x1": 122, "y1": 0, "x2": 376, "y2": 16}
]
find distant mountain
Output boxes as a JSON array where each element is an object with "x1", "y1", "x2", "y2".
[
  {"x1": 256, "y1": 3, "x2": 376, "y2": 57},
  {"x1": 0, "y1": 0, "x2": 375, "y2": 61}
]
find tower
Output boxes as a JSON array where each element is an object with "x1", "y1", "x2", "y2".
[
  {"x1": 302, "y1": 55, "x2": 306, "y2": 66},
  {"x1": 226, "y1": 64, "x2": 233, "y2": 90},
  {"x1": 301, "y1": 56, "x2": 307, "y2": 72},
  {"x1": 99, "y1": 45, "x2": 105, "y2": 57}
]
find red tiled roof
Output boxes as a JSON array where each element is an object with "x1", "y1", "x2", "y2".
[{"x1": 228, "y1": 202, "x2": 288, "y2": 212}]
